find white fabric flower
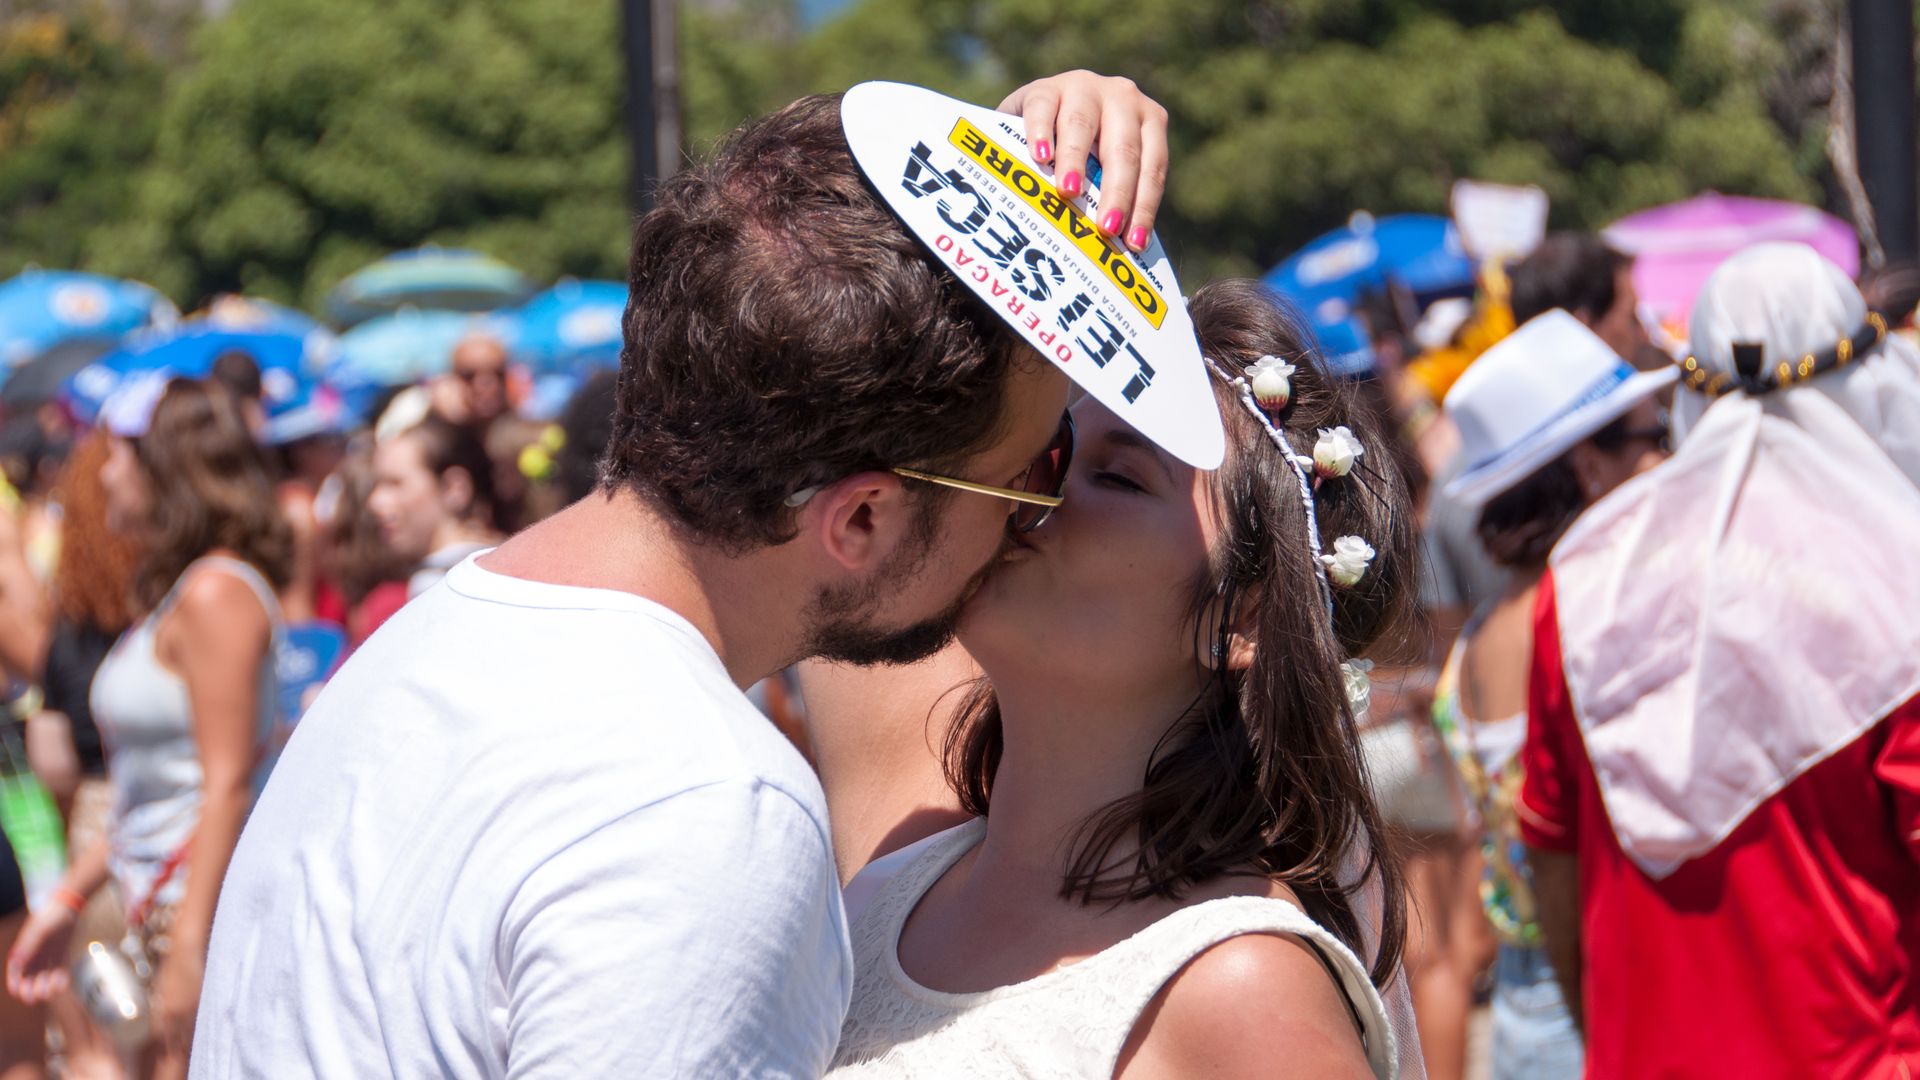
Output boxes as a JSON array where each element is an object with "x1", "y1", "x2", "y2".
[
  {"x1": 1313, "y1": 425, "x2": 1364, "y2": 478},
  {"x1": 1321, "y1": 535, "x2": 1376, "y2": 586},
  {"x1": 1244, "y1": 355, "x2": 1296, "y2": 411}
]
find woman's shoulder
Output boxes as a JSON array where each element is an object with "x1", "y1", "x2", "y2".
[
  {"x1": 1116, "y1": 925, "x2": 1376, "y2": 1080},
  {"x1": 1110, "y1": 880, "x2": 1388, "y2": 1080}
]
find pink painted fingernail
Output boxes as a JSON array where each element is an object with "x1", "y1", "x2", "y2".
[
  {"x1": 1062, "y1": 171, "x2": 1083, "y2": 197},
  {"x1": 1101, "y1": 210, "x2": 1124, "y2": 235},
  {"x1": 1034, "y1": 139, "x2": 1052, "y2": 162},
  {"x1": 1127, "y1": 226, "x2": 1150, "y2": 251}
]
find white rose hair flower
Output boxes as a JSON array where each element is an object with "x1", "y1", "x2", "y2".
[
  {"x1": 1321, "y1": 535, "x2": 1376, "y2": 587},
  {"x1": 1313, "y1": 425, "x2": 1364, "y2": 479},
  {"x1": 1244, "y1": 355, "x2": 1296, "y2": 412}
]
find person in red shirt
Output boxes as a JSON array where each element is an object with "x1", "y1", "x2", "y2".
[
  {"x1": 1520, "y1": 242, "x2": 1920, "y2": 1078},
  {"x1": 1523, "y1": 576, "x2": 1920, "y2": 1078}
]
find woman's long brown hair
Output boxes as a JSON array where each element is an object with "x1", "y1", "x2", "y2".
[
  {"x1": 129, "y1": 379, "x2": 293, "y2": 612},
  {"x1": 53, "y1": 432, "x2": 142, "y2": 634},
  {"x1": 943, "y1": 279, "x2": 1416, "y2": 986}
]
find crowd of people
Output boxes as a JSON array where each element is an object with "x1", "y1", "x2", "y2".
[
  {"x1": 0, "y1": 324, "x2": 620, "y2": 1077},
  {"x1": 0, "y1": 66, "x2": 1905, "y2": 1080}
]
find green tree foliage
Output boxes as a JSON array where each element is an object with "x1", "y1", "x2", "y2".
[
  {"x1": 88, "y1": 0, "x2": 632, "y2": 309},
  {"x1": 0, "y1": 13, "x2": 166, "y2": 280},
  {"x1": 0, "y1": 0, "x2": 1841, "y2": 304},
  {"x1": 690, "y1": 0, "x2": 1824, "y2": 282}
]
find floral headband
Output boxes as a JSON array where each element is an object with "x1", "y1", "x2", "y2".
[
  {"x1": 1206, "y1": 354, "x2": 1376, "y2": 617},
  {"x1": 1208, "y1": 352, "x2": 1380, "y2": 723}
]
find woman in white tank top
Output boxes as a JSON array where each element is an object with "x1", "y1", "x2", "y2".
[
  {"x1": 828, "y1": 280, "x2": 1422, "y2": 1079},
  {"x1": 5, "y1": 378, "x2": 291, "y2": 1080}
]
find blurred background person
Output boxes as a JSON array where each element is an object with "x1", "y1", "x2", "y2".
[
  {"x1": 1521, "y1": 244, "x2": 1920, "y2": 1078},
  {"x1": 312, "y1": 448, "x2": 409, "y2": 651},
  {"x1": 0, "y1": 429, "x2": 55, "y2": 1080},
  {"x1": 267, "y1": 417, "x2": 347, "y2": 628},
  {"x1": 1432, "y1": 310, "x2": 1674, "y2": 1078},
  {"x1": 1858, "y1": 258, "x2": 1920, "y2": 339},
  {"x1": 0, "y1": 827, "x2": 42, "y2": 1080},
  {"x1": 429, "y1": 333, "x2": 513, "y2": 437},
  {"x1": 1417, "y1": 231, "x2": 1654, "y2": 653},
  {"x1": 6, "y1": 377, "x2": 290, "y2": 1080},
  {"x1": 1507, "y1": 234, "x2": 1654, "y2": 368},
  {"x1": 551, "y1": 369, "x2": 617, "y2": 508},
  {"x1": 368, "y1": 416, "x2": 500, "y2": 599},
  {"x1": 205, "y1": 351, "x2": 266, "y2": 442},
  {"x1": 29, "y1": 433, "x2": 142, "y2": 1080},
  {"x1": 0, "y1": 412, "x2": 61, "y2": 693},
  {"x1": 431, "y1": 332, "x2": 558, "y2": 531},
  {"x1": 1391, "y1": 230, "x2": 1658, "y2": 1077},
  {"x1": 34, "y1": 433, "x2": 139, "y2": 834}
]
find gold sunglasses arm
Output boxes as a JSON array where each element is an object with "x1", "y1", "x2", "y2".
[{"x1": 889, "y1": 467, "x2": 1064, "y2": 508}]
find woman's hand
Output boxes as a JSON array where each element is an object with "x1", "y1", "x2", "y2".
[
  {"x1": 1000, "y1": 70, "x2": 1170, "y2": 254},
  {"x1": 5, "y1": 904, "x2": 76, "y2": 1004},
  {"x1": 149, "y1": 941, "x2": 204, "y2": 1058}
]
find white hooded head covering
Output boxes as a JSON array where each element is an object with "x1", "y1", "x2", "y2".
[{"x1": 1547, "y1": 241, "x2": 1920, "y2": 878}]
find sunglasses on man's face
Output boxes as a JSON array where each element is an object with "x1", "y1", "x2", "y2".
[{"x1": 891, "y1": 411, "x2": 1076, "y2": 534}]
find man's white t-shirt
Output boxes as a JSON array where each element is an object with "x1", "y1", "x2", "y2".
[{"x1": 192, "y1": 556, "x2": 851, "y2": 1079}]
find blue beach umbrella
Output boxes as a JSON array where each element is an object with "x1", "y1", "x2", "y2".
[
  {"x1": 1306, "y1": 317, "x2": 1379, "y2": 380},
  {"x1": 200, "y1": 294, "x2": 325, "y2": 339},
  {"x1": 0, "y1": 270, "x2": 177, "y2": 368},
  {"x1": 498, "y1": 280, "x2": 627, "y2": 375},
  {"x1": 64, "y1": 323, "x2": 333, "y2": 425},
  {"x1": 1266, "y1": 214, "x2": 1474, "y2": 302},
  {"x1": 325, "y1": 309, "x2": 477, "y2": 390},
  {"x1": 1263, "y1": 213, "x2": 1473, "y2": 378},
  {"x1": 326, "y1": 248, "x2": 536, "y2": 328}
]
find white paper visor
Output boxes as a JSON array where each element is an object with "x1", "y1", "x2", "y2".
[{"x1": 841, "y1": 81, "x2": 1225, "y2": 470}]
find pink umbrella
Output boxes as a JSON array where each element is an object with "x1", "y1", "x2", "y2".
[{"x1": 1604, "y1": 193, "x2": 1860, "y2": 332}]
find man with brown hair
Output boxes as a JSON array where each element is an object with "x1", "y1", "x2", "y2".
[
  {"x1": 1509, "y1": 231, "x2": 1652, "y2": 365},
  {"x1": 193, "y1": 74, "x2": 1168, "y2": 1078}
]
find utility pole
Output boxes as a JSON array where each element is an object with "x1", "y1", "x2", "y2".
[
  {"x1": 1851, "y1": 0, "x2": 1918, "y2": 263},
  {"x1": 622, "y1": 0, "x2": 682, "y2": 214}
]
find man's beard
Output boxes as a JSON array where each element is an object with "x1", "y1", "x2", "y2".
[{"x1": 801, "y1": 498, "x2": 1007, "y2": 667}]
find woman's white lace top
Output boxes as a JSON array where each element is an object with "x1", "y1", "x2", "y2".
[{"x1": 827, "y1": 819, "x2": 1397, "y2": 1078}]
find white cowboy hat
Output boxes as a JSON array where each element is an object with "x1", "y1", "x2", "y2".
[{"x1": 1444, "y1": 309, "x2": 1677, "y2": 504}]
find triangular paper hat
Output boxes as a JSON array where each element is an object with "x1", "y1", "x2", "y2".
[{"x1": 842, "y1": 81, "x2": 1225, "y2": 469}]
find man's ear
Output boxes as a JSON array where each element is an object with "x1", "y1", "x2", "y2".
[{"x1": 804, "y1": 470, "x2": 914, "y2": 574}]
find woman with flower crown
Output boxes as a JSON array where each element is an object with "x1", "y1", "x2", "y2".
[{"x1": 823, "y1": 278, "x2": 1422, "y2": 1079}]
